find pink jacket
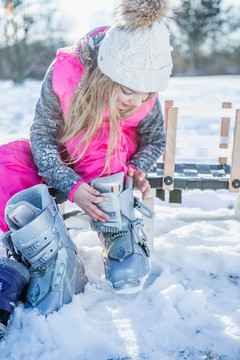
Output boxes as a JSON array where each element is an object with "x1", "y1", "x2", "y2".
[{"x1": 52, "y1": 28, "x2": 157, "y2": 197}]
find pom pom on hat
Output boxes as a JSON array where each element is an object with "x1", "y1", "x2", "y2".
[
  {"x1": 97, "y1": 0, "x2": 173, "y2": 92},
  {"x1": 115, "y1": 0, "x2": 172, "y2": 30}
]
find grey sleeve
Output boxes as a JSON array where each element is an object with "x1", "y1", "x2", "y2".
[
  {"x1": 76, "y1": 26, "x2": 108, "y2": 68},
  {"x1": 30, "y1": 64, "x2": 82, "y2": 198},
  {"x1": 127, "y1": 97, "x2": 165, "y2": 173}
]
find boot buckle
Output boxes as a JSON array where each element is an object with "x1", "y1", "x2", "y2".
[{"x1": 134, "y1": 198, "x2": 155, "y2": 218}]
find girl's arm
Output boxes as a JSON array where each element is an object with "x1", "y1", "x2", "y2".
[
  {"x1": 127, "y1": 96, "x2": 166, "y2": 173},
  {"x1": 30, "y1": 64, "x2": 82, "y2": 198}
]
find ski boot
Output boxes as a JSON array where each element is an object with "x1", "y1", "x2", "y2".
[
  {"x1": 3, "y1": 184, "x2": 87, "y2": 315},
  {"x1": 90, "y1": 172, "x2": 154, "y2": 292},
  {"x1": 0, "y1": 257, "x2": 29, "y2": 338}
]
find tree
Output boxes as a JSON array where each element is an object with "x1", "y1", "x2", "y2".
[
  {"x1": 0, "y1": 0, "x2": 66, "y2": 81},
  {"x1": 173, "y1": 0, "x2": 225, "y2": 74}
]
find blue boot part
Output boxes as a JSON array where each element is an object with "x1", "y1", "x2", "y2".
[
  {"x1": 3, "y1": 184, "x2": 87, "y2": 315},
  {"x1": 0, "y1": 257, "x2": 29, "y2": 338},
  {"x1": 25, "y1": 248, "x2": 87, "y2": 314},
  {"x1": 91, "y1": 172, "x2": 154, "y2": 292},
  {"x1": 98, "y1": 215, "x2": 151, "y2": 291}
]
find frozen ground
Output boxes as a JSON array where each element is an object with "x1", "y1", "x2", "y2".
[{"x1": 0, "y1": 75, "x2": 240, "y2": 360}]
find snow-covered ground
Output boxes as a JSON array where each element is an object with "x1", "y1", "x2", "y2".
[{"x1": 0, "y1": 75, "x2": 240, "y2": 360}]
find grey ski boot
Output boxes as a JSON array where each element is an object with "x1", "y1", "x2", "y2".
[
  {"x1": 90, "y1": 172, "x2": 154, "y2": 292},
  {"x1": 3, "y1": 184, "x2": 87, "y2": 315}
]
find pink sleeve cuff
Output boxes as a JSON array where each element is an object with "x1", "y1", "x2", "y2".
[
  {"x1": 126, "y1": 164, "x2": 136, "y2": 170},
  {"x1": 68, "y1": 179, "x2": 85, "y2": 202}
]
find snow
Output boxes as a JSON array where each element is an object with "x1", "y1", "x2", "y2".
[{"x1": 0, "y1": 75, "x2": 240, "y2": 360}]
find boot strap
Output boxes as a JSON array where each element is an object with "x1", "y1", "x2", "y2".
[
  {"x1": 11, "y1": 204, "x2": 76, "y2": 269},
  {"x1": 91, "y1": 192, "x2": 122, "y2": 233},
  {"x1": 130, "y1": 219, "x2": 150, "y2": 257}
]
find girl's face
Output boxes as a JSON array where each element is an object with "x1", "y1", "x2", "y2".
[{"x1": 117, "y1": 85, "x2": 151, "y2": 110}]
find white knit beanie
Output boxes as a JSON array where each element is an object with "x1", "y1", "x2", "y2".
[{"x1": 97, "y1": 0, "x2": 173, "y2": 92}]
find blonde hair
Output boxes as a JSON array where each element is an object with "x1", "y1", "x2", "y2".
[{"x1": 60, "y1": 37, "x2": 155, "y2": 175}]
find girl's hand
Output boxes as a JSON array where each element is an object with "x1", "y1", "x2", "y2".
[
  {"x1": 72, "y1": 182, "x2": 110, "y2": 222},
  {"x1": 127, "y1": 167, "x2": 150, "y2": 200}
]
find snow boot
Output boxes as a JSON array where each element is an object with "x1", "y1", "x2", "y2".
[
  {"x1": 90, "y1": 172, "x2": 154, "y2": 291},
  {"x1": 3, "y1": 184, "x2": 87, "y2": 315},
  {"x1": 0, "y1": 257, "x2": 29, "y2": 338}
]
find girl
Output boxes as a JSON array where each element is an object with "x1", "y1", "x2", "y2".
[{"x1": 0, "y1": 0, "x2": 173, "y2": 337}]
